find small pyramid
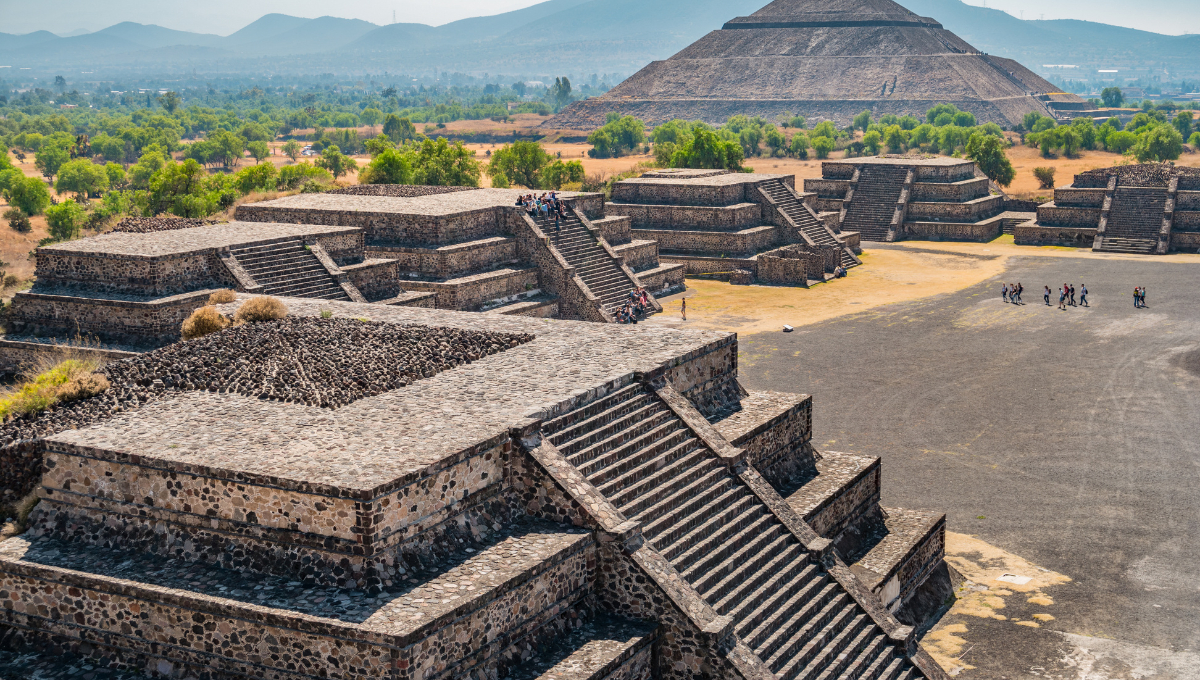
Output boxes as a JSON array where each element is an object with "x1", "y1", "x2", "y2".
[{"x1": 549, "y1": 0, "x2": 1083, "y2": 130}]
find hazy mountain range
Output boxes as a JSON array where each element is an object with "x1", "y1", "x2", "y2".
[{"x1": 2, "y1": 0, "x2": 1198, "y2": 82}]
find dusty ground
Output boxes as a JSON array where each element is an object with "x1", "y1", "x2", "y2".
[{"x1": 711, "y1": 241, "x2": 1200, "y2": 679}]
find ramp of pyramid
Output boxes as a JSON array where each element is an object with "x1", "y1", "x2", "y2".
[{"x1": 547, "y1": 0, "x2": 1079, "y2": 130}]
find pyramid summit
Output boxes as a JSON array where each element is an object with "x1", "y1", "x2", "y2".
[{"x1": 549, "y1": 0, "x2": 1086, "y2": 130}]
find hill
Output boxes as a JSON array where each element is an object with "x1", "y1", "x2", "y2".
[{"x1": 1, "y1": 0, "x2": 1197, "y2": 81}]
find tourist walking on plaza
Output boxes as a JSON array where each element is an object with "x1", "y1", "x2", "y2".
[
  {"x1": 681, "y1": 297, "x2": 687, "y2": 320},
  {"x1": 1044, "y1": 285, "x2": 1051, "y2": 306},
  {"x1": 1069, "y1": 284, "x2": 1077, "y2": 307},
  {"x1": 1002, "y1": 283, "x2": 1008, "y2": 303},
  {"x1": 1059, "y1": 286, "x2": 1067, "y2": 310},
  {"x1": 1015, "y1": 282, "x2": 1023, "y2": 304},
  {"x1": 1080, "y1": 284, "x2": 1088, "y2": 307}
]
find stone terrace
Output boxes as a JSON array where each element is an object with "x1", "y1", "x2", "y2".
[
  {"x1": 0, "y1": 299, "x2": 948, "y2": 680},
  {"x1": 37, "y1": 222, "x2": 360, "y2": 258}
]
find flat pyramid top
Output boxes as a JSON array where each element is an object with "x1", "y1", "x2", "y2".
[{"x1": 727, "y1": 0, "x2": 937, "y2": 27}]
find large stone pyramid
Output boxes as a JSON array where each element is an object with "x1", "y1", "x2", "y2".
[{"x1": 549, "y1": 0, "x2": 1083, "y2": 129}]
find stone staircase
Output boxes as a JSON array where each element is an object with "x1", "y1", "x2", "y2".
[
  {"x1": 542, "y1": 383, "x2": 920, "y2": 680},
  {"x1": 1098, "y1": 187, "x2": 1168, "y2": 254},
  {"x1": 762, "y1": 180, "x2": 859, "y2": 271},
  {"x1": 843, "y1": 166, "x2": 909, "y2": 241},
  {"x1": 229, "y1": 239, "x2": 350, "y2": 300},
  {"x1": 541, "y1": 208, "x2": 643, "y2": 313}
]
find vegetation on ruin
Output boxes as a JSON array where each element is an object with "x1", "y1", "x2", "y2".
[
  {"x1": 208, "y1": 289, "x2": 238, "y2": 305},
  {"x1": 0, "y1": 357, "x2": 110, "y2": 421},
  {"x1": 233, "y1": 296, "x2": 289, "y2": 323},
  {"x1": 182, "y1": 306, "x2": 232, "y2": 340}
]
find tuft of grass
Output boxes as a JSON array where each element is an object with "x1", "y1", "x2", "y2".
[
  {"x1": 208, "y1": 289, "x2": 238, "y2": 305},
  {"x1": 320, "y1": 308, "x2": 333, "y2": 319},
  {"x1": 0, "y1": 356, "x2": 108, "y2": 421},
  {"x1": 234, "y1": 296, "x2": 288, "y2": 323},
  {"x1": 182, "y1": 305, "x2": 231, "y2": 340}
]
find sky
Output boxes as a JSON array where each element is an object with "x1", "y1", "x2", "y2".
[{"x1": 2, "y1": 0, "x2": 1198, "y2": 36}]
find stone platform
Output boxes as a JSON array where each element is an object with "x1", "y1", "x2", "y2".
[{"x1": 0, "y1": 300, "x2": 947, "y2": 680}]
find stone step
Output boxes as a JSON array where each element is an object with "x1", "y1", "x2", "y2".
[
  {"x1": 552, "y1": 395, "x2": 661, "y2": 454},
  {"x1": 827, "y1": 633, "x2": 891, "y2": 680},
  {"x1": 784, "y1": 613, "x2": 871, "y2": 680},
  {"x1": 749, "y1": 584, "x2": 843, "y2": 659},
  {"x1": 633, "y1": 466, "x2": 731, "y2": 531},
  {"x1": 699, "y1": 532, "x2": 795, "y2": 603},
  {"x1": 612, "y1": 448, "x2": 719, "y2": 515},
  {"x1": 569, "y1": 413, "x2": 681, "y2": 471},
  {"x1": 559, "y1": 398, "x2": 669, "y2": 459},
  {"x1": 726, "y1": 558, "x2": 820, "y2": 629},
  {"x1": 543, "y1": 384, "x2": 645, "y2": 436},
  {"x1": 644, "y1": 478, "x2": 743, "y2": 547},
  {"x1": 587, "y1": 428, "x2": 695, "y2": 490},
  {"x1": 659, "y1": 493, "x2": 763, "y2": 563},
  {"x1": 764, "y1": 595, "x2": 856, "y2": 672},
  {"x1": 685, "y1": 522, "x2": 789, "y2": 594},
  {"x1": 500, "y1": 614, "x2": 657, "y2": 680}
]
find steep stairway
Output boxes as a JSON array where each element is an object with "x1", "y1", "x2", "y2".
[
  {"x1": 1098, "y1": 187, "x2": 1167, "y2": 254},
  {"x1": 761, "y1": 181, "x2": 859, "y2": 271},
  {"x1": 842, "y1": 166, "x2": 909, "y2": 241},
  {"x1": 539, "y1": 208, "x2": 643, "y2": 314},
  {"x1": 542, "y1": 383, "x2": 920, "y2": 680},
  {"x1": 229, "y1": 239, "x2": 350, "y2": 300}
]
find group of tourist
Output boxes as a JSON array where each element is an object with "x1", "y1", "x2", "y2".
[
  {"x1": 833, "y1": 265, "x2": 848, "y2": 278},
  {"x1": 1133, "y1": 287, "x2": 1148, "y2": 308},
  {"x1": 517, "y1": 192, "x2": 567, "y2": 232},
  {"x1": 1033, "y1": 283, "x2": 1087, "y2": 309},
  {"x1": 1002, "y1": 282, "x2": 1024, "y2": 304},
  {"x1": 616, "y1": 288, "x2": 653, "y2": 324}
]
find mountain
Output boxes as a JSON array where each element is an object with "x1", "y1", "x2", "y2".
[
  {"x1": 1, "y1": 0, "x2": 1198, "y2": 81},
  {"x1": 91, "y1": 22, "x2": 223, "y2": 49}
]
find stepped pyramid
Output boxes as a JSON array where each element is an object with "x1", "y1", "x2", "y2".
[{"x1": 548, "y1": 0, "x2": 1084, "y2": 129}]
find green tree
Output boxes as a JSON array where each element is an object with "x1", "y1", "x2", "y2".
[
  {"x1": 1060, "y1": 128, "x2": 1082, "y2": 158},
  {"x1": 315, "y1": 145, "x2": 357, "y2": 180},
  {"x1": 208, "y1": 129, "x2": 246, "y2": 170},
  {"x1": 55, "y1": 159, "x2": 110, "y2": 200},
  {"x1": 862, "y1": 130, "x2": 882, "y2": 155},
  {"x1": 1033, "y1": 167, "x2": 1057, "y2": 190},
  {"x1": 1100, "y1": 87, "x2": 1124, "y2": 108},
  {"x1": 965, "y1": 133, "x2": 1015, "y2": 187},
  {"x1": 549, "y1": 77, "x2": 573, "y2": 111},
  {"x1": 1071, "y1": 118, "x2": 1097, "y2": 150},
  {"x1": 158, "y1": 91, "x2": 182, "y2": 114},
  {"x1": 1032, "y1": 117, "x2": 1056, "y2": 133},
  {"x1": 542, "y1": 160, "x2": 585, "y2": 189},
  {"x1": 383, "y1": 115, "x2": 419, "y2": 143},
  {"x1": 789, "y1": 132, "x2": 809, "y2": 159},
  {"x1": 883, "y1": 125, "x2": 906, "y2": 153},
  {"x1": 488, "y1": 141, "x2": 553, "y2": 188},
  {"x1": 764, "y1": 127, "x2": 787, "y2": 157},
  {"x1": 105, "y1": 162, "x2": 127, "y2": 190},
  {"x1": 1106, "y1": 131, "x2": 1138, "y2": 154},
  {"x1": 811, "y1": 121, "x2": 839, "y2": 140},
  {"x1": 247, "y1": 141, "x2": 271, "y2": 164},
  {"x1": 359, "y1": 148, "x2": 414, "y2": 185},
  {"x1": 129, "y1": 146, "x2": 169, "y2": 189},
  {"x1": 282, "y1": 140, "x2": 302, "y2": 162},
  {"x1": 910, "y1": 124, "x2": 935, "y2": 147},
  {"x1": 35, "y1": 144, "x2": 70, "y2": 181},
  {"x1": 1133, "y1": 125, "x2": 1183, "y2": 162},
  {"x1": 1190, "y1": 131, "x2": 1200, "y2": 148},
  {"x1": 588, "y1": 115, "x2": 645, "y2": 158},
  {"x1": 411, "y1": 138, "x2": 482, "y2": 187},
  {"x1": 811, "y1": 136, "x2": 835, "y2": 159},
  {"x1": 1173, "y1": 111, "x2": 1194, "y2": 140},
  {"x1": 927, "y1": 104, "x2": 959, "y2": 125},
  {"x1": 234, "y1": 163, "x2": 279, "y2": 194},
  {"x1": 360, "y1": 107, "x2": 384, "y2": 133},
  {"x1": 953, "y1": 111, "x2": 977, "y2": 127},
  {"x1": 45, "y1": 201, "x2": 87, "y2": 241},
  {"x1": 7, "y1": 176, "x2": 51, "y2": 215},
  {"x1": 669, "y1": 129, "x2": 744, "y2": 170},
  {"x1": 853, "y1": 110, "x2": 873, "y2": 132}
]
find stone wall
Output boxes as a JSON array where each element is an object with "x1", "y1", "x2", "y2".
[
  {"x1": 0, "y1": 340, "x2": 138, "y2": 379},
  {"x1": 1176, "y1": 192, "x2": 1200, "y2": 211},
  {"x1": 756, "y1": 253, "x2": 811, "y2": 286},
  {"x1": 909, "y1": 178, "x2": 989, "y2": 203},
  {"x1": 1053, "y1": 188, "x2": 1106, "y2": 208},
  {"x1": 613, "y1": 240, "x2": 660, "y2": 272},
  {"x1": 660, "y1": 255, "x2": 756, "y2": 276},
  {"x1": 1014, "y1": 224, "x2": 1097, "y2": 247},
  {"x1": 905, "y1": 196, "x2": 1003, "y2": 222},
  {"x1": 403, "y1": 268, "x2": 540, "y2": 311},
  {"x1": 1170, "y1": 231, "x2": 1200, "y2": 253},
  {"x1": 366, "y1": 237, "x2": 518, "y2": 280},
  {"x1": 7, "y1": 289, "x2": 215, "y2": 345},
  {"x1": 342, "y1": 259, "x2": 400, "y2": 302},
  {"x1": 636, "y1": 265, "x2": 686, "y2": 298},
  {"x1": 1172, "y1": 211, "x2": 1200, "y2": 231},
  {"x1": 904, "y1": 220, "x2": 1001, "y2": 242},
  {"x1": 611, "y1": 180, "x2": 770, "y2": 207},
  {"x1": 1037, "y1": 204, "x2": 1101, "y2": 227},
  {"x1": 606, "y1": 203, "x2": 762, "y2": 231},
  {"x1": 802, "y1": 179, "x2": 850, "y2": 198},
  {"x1": 594, "y1": 216, "x2": 633, "y2": 245},
  {"x1": 33, "y1": 251, "x2": 235, "y2": 297},
  {"x1": 634, "y1": 227, "x2": 779, "y2": 257},
  {"x1": 805, "y1": 461, "x2": 881, "y2": 540}
]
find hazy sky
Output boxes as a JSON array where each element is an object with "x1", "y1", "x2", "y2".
[{"x1": 2, "y1": 0, "x2": 1198, "y2": 36}]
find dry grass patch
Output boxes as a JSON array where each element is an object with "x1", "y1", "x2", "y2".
[
  {"x1": 0, "y1": 355, "x2": 110, "y2": 421},
  {"x1": 181, "y1": 306, "x2": 231, "y2": 340},
  {"x1": 208, "y1": 289, "x2": 238, "y2": 304},
  {"x1": 234, "y1": 296, "x2": 288, "y2": 323}
]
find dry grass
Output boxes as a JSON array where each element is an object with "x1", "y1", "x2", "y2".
[
  {"x1": 0, "y1": 353, "x2": 110, "y2": 420},
  {"x1": 208, "y1": 289, "x2": 238, "y2": 304},
  {"x1": 181, "y1": 305, "x2": 231, "y2": 340},
  {"x1": 0, "y1": 489, "x2": 42, "y2": 537},
  {"x1": 234, "y1": 296, "x2": 288, "y2": 323}
]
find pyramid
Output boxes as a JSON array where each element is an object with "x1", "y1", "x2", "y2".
[{"x1": 548, "y1": 0, "x2": 1084, "y2": 130}]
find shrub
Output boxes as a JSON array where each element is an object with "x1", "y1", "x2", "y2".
[
  {"x1": 208, "y1": 289, "x2": 238, "y2": 305},
  {"x1": 811, "y1": 136, "x2": 835, "y2": 159},
  {"x1": 4, "y1": 208, "x2": 30, "y2": 233},
  {"x1": 57, "y1": 373, "x2": 111, "y2": 403},
  {"x1": 45, "y1": 201, "x2": 87, "y2": 242},
  {"x1": 1033, "y1": 167, "x2": 1057, "y2": 190},
  {"x1": 181, "y1": 305, "x2": 231, "y2": 340},
  {"x1": 234, "y1": 296, "x2": 288, "y2": 323},
  {"x1": 1191, "y1": 131, "x2": 1200, "y2": 148}
]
